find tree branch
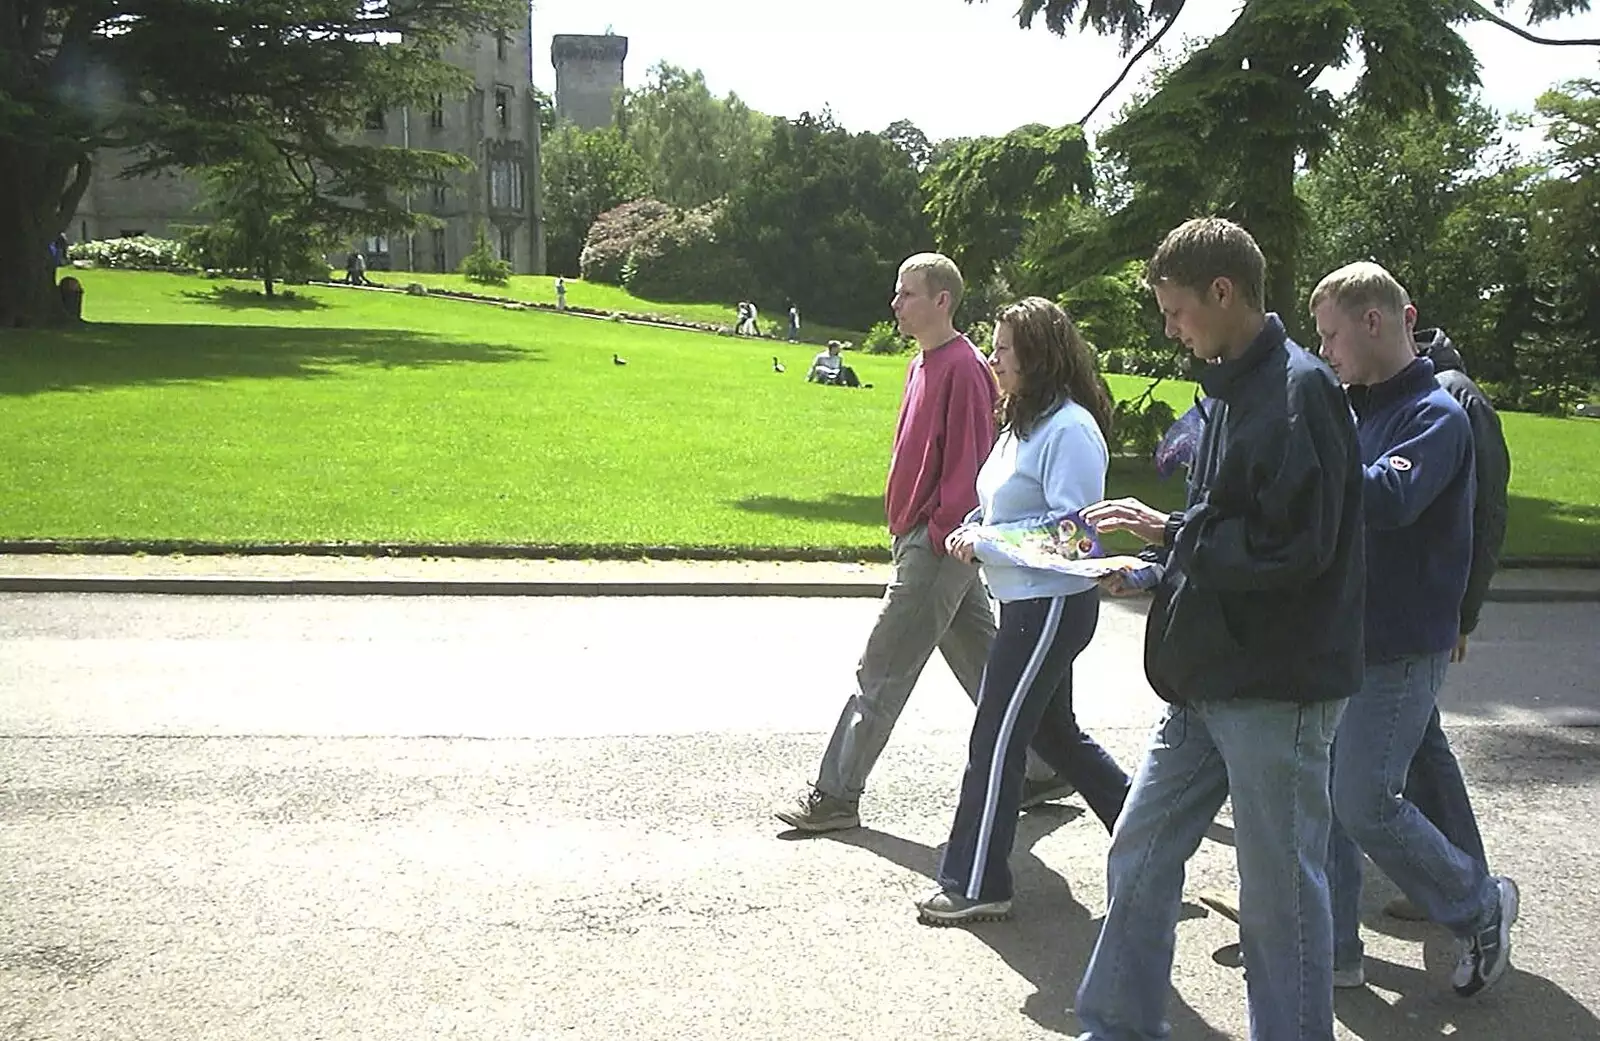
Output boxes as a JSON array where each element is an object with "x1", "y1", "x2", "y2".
[
  {"x1": 12, "y1": 0, "x2": 50, "y2": 59},
  {"x1": 1077, "y1": 0, "x2": 1187, "y2": 126},
  {"x1": 1467, "y1": 0, "x2": 1600, "y2": 46}
]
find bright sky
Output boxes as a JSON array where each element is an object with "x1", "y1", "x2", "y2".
[{"x1": 529, "y1": 0, "x2": 1600, "y2": 143}]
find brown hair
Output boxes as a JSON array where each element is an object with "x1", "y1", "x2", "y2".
[
  {"x1": 1146, "y1": 217, "x2": 1266, "y2": 310},
  {"x1": 993, "y1": 297, "x2": 1112, "y2": 441}
]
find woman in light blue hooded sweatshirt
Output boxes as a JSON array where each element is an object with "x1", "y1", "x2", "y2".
[{"x1": 918, "y1": 297, "x2": 1131, "y2": 925}]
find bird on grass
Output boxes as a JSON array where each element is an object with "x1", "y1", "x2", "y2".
[
  {"x1": 612, "y1": 353, "x2": 627, "y2": 366},
  {"x1": 772, "y1": 356, "x2": 785, "y2": 373}
]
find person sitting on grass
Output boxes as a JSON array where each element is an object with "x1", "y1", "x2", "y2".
[{"x1": 807, "y1": 340, "x2": 861, "y2": 387}]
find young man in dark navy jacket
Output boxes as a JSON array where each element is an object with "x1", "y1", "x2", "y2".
[
  {"x1": 1311, "y1": 262, "x2": 1519, "y2": 998},
  {"x1": 1075, "y1": 218, "x2": 1364, "y2": 1041}
]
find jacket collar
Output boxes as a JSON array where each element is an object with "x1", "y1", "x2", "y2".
[
  {"x1": 1414, "y1": 327, "x2": 1466, "y2": 375},
  {"x1": 1198, "y1": 314, "x2": 1287, "y2": 402},
  {"x1": 1349, "y1": 356, "x2": 1436, "y2": 417}
]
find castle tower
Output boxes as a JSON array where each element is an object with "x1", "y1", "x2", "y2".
[{"x1": 550, "y1": 33, "x2": 627, "y2": 130}]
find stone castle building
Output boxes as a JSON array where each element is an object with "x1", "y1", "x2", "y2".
[
  {"x1": 71, "y1": 10, "x2": 546, "y2": 274},
  {"x1": 551, "y1": 34, "x2": 628, "y2": 131}
]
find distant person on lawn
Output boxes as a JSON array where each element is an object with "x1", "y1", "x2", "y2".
[
  {"x1": 775, "y1": 252, "x2": 1075, "y2": 834},
  {"x1": 346, "y1": 251, "x2": 369, "y2": 286},
  {"x1": 736, "y1": 301, "x2": 761, "y2": 337},
  {"x1": 808, "y1": 340, "x2": 860, "y2": 387}
]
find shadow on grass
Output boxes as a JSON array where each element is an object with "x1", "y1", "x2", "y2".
[
  {"x1": 733, "y1": 492, "x2": 884, "y2": 527},
  {"x1": 0, "y1": 323, "x2": 535, "y2": 396},
  {"x1": 1101, "y1": 473, "x2": 1599, "y2": 560},
  {"x1": 179, "y1": 286, "x2": 330, "y2": 311},
  {"x1": 730, "y1": 464, "x2": 1184, "y2": 544},
  {"x1": 1506, "y1": 495, "x2": 1600, "y2": 559}
]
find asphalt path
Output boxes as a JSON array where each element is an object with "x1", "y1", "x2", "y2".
[{"x1": 2, "y1": 593, "x2": 1598, "y2": 1040}]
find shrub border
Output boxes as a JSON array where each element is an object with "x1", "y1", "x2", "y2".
[
  {"x1": 0, "y1": 539, "x2": 1595, "y2": 568},
  {"x1": 311, "y1": 279, "x2": 753, "y2": 339}
]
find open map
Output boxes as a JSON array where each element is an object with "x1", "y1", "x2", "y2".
[{"x1": 973, "y1": 510, "x2": 1155, "y2": 579}]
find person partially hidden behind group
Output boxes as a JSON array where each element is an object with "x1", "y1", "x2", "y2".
[
  {"x1": 807, "y1": 340, "x2": 861, "y2": 387},
  {"x1": 918, "y1": 297, "x2": 1131, "y2": 925}
]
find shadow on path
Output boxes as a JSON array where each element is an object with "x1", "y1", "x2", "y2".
[
  {"x1": 805, "y1": 807, "x2": 1227, "y2": 1039},
  {"x1": 1337, "y1": 947, "x2": 1600, "y2": 1041},
  {"x1": 1200, "y1": 869, "x2": 1600, "y2": 1040}
]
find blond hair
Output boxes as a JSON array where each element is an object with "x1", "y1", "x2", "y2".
[
  {"x1": 900, "y1": 252, "x2": 964, "y2": 315},
  {"x1": 1309, "y1": 261, "x2": 1411, "y2": 320},
  {"x1": 1146, "y1": 217, "x2": 1266, "y2": 310}
]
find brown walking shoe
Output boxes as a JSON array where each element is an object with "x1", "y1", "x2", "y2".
[{"x1": 774, "y1": 787, "x2": 860, "y2": 832}]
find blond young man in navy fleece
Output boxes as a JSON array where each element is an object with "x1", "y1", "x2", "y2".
[
  {"x1": 776, "y1": 253, "x2": 1069, "y2": 832},
  {"x1": 1312, "y1": 262, "x2": 1519, "y2": 998}
]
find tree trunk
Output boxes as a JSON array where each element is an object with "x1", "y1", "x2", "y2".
[
  {"x1": 0, "y1": 145, "x2": 90, "y2": 328},
  {"x1": 1230, "y1": 136, "x2": 1304, "y2": 339}
]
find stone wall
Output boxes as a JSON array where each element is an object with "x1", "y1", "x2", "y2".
[{"x1": 70, "y1": 13, "x2": 546, "y2": 275}]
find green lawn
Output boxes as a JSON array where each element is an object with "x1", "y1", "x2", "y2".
[
  {"x1": 0, "y1": 270, "x2": 1594, "y2": 558},
  {"x1": 368, "y1": 270, "x2": 866, "y2": 346},
  {"x1": 1498, "y1": 411, "x2": 1600, "y2": 557}
]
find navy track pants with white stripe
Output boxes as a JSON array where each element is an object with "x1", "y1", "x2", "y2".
[{"x1": 935, "y1": 589, "x2": 1130, "y2": 903}]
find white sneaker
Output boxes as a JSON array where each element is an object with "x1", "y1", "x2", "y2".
[{"x1": 1451, "y1": 875, "x2": 1519, "y2": 997}]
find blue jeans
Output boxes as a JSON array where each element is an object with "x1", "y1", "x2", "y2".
[
  {"x1": 1404, "y1": 706, "x2": 1488, "y2": 869},
  {"x1": 1075, "y1": 698, "x2": 1346, "y2": 1041},
  {"x1": 1328, "y1": 653, "x2": 1496, "y2": 970}
]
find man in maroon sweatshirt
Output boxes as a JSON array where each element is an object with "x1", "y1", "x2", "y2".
[{"x1": 776, "y1": 252, "x2": 1068, "y2": 832}]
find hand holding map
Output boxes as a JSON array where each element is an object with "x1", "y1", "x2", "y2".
[{"x1": 972, "y1": 510, "x2": 1160, "y2": 581}]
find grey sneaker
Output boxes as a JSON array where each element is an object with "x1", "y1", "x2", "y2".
[
  {"x1": 1020, "y1": 775, "x2": 1076, "y2": 810},
  {"x1": 1452, "y1": 876, "x2": 1520, "y2": 997},
  {"x1": 1333, "y1": 963, "x2": 1366, "y2": 989},
  {"x1": 1385, "y1": 895, "x2": 1427, "y2": 921},
  {"x1": 915, "y1": 888, "x2": 1012, "y2": 925},
  {"x1": 774, "y1": 787, "x2": 859, "y2": 832}
]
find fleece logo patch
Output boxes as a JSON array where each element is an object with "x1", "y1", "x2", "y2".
[{"x1": 1388, "y1": 455, "x2": 1414, "y2": 472}]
